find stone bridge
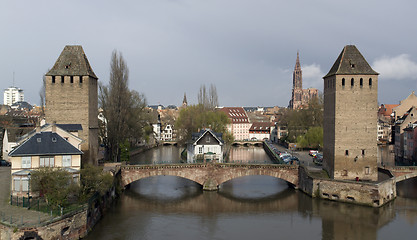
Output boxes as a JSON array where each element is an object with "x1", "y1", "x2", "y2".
[
  {"x1": 232, "y1": 141, "x2": 263, "y2": 146},
  {"x1": 386, "y1": 166, "x2": 417, "y2": 183},
  {"x1": 121, "y1": 163, "x2": 299, "y2": 190}
]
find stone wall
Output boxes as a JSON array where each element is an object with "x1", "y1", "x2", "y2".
[
  {"x1": 0, "y1": 183, "x2": 117, "y2": 239},
  {"x1": 299, "y1": 166, "x2": 396, "y2": 207}
]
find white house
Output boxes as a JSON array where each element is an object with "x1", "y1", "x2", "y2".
[{"x1": 187, "y1": 129, "x2": 224, "y2": 163}]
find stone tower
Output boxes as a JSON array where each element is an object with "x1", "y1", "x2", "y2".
[
  {"x1": 45, "y1": 46, "x2": 98, "y2": 165},
  {"x1": 289, "y1": 52, "x2": 303, "y2": 109},
  {"x1": 323, "y1": 45, "x2": 379, "y2": 181}
]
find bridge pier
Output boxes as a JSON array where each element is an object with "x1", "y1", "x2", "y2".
[{"x1": 203, "y1": 178, "x2": 219, "y2": 191}]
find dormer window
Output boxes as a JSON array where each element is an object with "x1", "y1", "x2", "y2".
[{"x1": 349, "y1": 60, "x2": 355, "y2": 68}]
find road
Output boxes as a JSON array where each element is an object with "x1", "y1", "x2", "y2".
[{"x1": 271, "y1": 143, "x2": 322, "y2": 170}]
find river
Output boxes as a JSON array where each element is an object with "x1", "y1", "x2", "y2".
[{"x1": 86, "y1": 146, "x2": 417, "y2": 240}]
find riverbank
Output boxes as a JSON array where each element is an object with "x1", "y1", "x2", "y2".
[{"x1": 0, "y1": 167, "x2": 119, "y2": 240}]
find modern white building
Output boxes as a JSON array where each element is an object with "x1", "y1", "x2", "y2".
[{"x1": 4, "y1": 87, "x2": 24, "y2": 106}]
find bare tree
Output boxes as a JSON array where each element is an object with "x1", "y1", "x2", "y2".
[
  {"x1": 198, "y1": 84, "x2": 218, "y2": 109},
  {"x1": 99, "y1": 50, "x2": 148, "y2": 162},
  {"x1": 39, "y1": 73, "x2": 47, "y2": 118}
]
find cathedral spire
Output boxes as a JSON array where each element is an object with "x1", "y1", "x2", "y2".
[
  {"x1": 295, "y1": 51, "x2": 301, "y2": 70},
  {"x1": 293, "y1": 51, "x2": 302, "y2": 90},
  {"x1": 182, "y1": 92, "x2": 188, "y2": 107}
]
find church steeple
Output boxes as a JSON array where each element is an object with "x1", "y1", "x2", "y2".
[
  {"x1": 293, "y1": 51, "x2": 302, "y2": 89},
  {"x1": 182, "y1": 92, "x2": 188, "y2": 107}
]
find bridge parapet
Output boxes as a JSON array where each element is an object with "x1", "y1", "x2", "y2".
[{"x1": 383, "y1": 166, "x2": 417, "y2": 183}]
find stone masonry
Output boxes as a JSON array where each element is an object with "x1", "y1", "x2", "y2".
[
  {"x1": 323, "y1": 45, "x2": 379, "y2": 181},
  {"x1": 45, "y1": 46, "x2": 99, "y2": 165},
  {"x1": 121, "y1": 163, "x2": 299, "y2": 190}
]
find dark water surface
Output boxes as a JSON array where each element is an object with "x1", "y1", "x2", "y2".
[{"x1": 86, "y1": 146, "x2": 417, "y2": 240}]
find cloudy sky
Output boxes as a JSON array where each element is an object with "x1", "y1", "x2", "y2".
[{"x1": 1, "y1": 0, "x2": 417, "y2": 107}]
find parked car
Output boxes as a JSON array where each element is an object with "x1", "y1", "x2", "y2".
[
  {"x1": 289, "y1": 156, "x2": 300, "y2": 165},
  {"x1": 313, "y1": 154, "x2": 323, "y2": 165},
  {"x1": 309, "y1": 150, "x2": 318, "y2": 156},
  {"x1": 0, "y1": 160, "x2": 11, "y2": 167}
]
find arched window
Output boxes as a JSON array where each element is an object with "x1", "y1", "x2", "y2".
[
  {"x1": 351, "y1": 78, "x2": 354, "y2": 86},
  {"x1": 342, "y1": 78, "x2": 345, "y2": 86}
]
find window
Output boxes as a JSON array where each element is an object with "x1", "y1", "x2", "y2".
[
  {"x1": 360, "y1": 78, "x2": 363, "y2": 86},
  {"x1": 63, "y1": 155, "x2": 72, "y2": 167},
  {"x1": 206, "y1": 137, "x2": 210, "y2": 143},
  {"x1": 345, "y1": 150, "x2": 349, "y2": 156},
  {"x1": 351, "y1": 78, "x2": 354, "y2": 86},
  {"x1": 22, "y1": 156, "x2": 31, "y2": 168},
  {"x1": 362, "y1": 149, "x2": 365, "y2": 156},
  {"x1": 365, "y1": 167, "x2": 370, "y2": 175},
  {"x1": 369, "y1": 78, "x2": 372, "y2": 86},
  {"x1": 61, "y1": 76, "x2": 65, "y2": 83},
  {"x1": 40, "y1": 156, "x2": 54, "y2": 167},
  {"x1": 70, "y1": 76, "x2": 74, "y2": 83},
  {"x1": 79, "y1": 76, "x2": 83, "y2": 83},
  {"x1": 52, "y1": 76, "x2": 55, "y2": 83},
  {"x1": 342, "y1": 78, "x2": 345, "y2": 86},
  {"x1": 199, "y1": 147, "x2": 203, "y2": 154},
  {"x1": 14, "y1": 177, "x2": 29, "y2": 192}
]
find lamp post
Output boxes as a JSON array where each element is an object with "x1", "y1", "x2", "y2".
[{"x1": 27, "y1": 172, "x2": 31, "y2": 209}]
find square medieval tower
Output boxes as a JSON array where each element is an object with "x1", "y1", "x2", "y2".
[
  {"x1": 45, "y1": 46, "x2": 98, "y2": 165},
  {"x1": 323, "y1": 45, "x2": 379, "y2": 181}
]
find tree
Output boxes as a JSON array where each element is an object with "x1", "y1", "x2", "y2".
[
  {"x1": 79, "y1": 164, "x2": 113, "y2": 201},
  {"x1": 280, "y1": 94, "x2": 323, "y2": 143},
  {"x1": 30, "y1": 168, "x2": 79, "y2": 208},
  {"x1": 39, "y1": 73, "x2": 47, "y2": 118},
  {"x1": 296, "y1": 126, "x2": 323, "y2": 149},
  {"x1": 198, "y1": 84, "x2": 218, "y2": 109},
  {"x1": 175, "y1": 105, "x2": 232, "y2": 144},
  {"x1": 99, "y1": 50, "x2": 149, "y2": 162}
]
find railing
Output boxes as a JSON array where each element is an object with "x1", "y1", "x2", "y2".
[{"x1": 4, "y1": 195, "x2": 88, "y2": 228}]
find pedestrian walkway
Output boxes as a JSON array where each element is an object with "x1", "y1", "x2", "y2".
[{"x1": 0, "y1": 167, "x2": 52, "y2": 227}]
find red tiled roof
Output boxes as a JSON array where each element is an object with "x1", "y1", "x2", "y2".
[
  {"x1": 378, "y1": 104, "x2": 399, "y2": 117},
  {"x1": 218, "y1": 107, "x2": 249, "y2": 123}
]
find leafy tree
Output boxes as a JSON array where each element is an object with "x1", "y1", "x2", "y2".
[
  {"x1": 80, "y1": 164, "x2": 113, "y2": 201},
  {"x1": 280, "y1": 94, "x2": 323, "y2": 143},
  {"x1": 30, "y1": 168, "x2": 79, "y2": 208},
  {"x1": 99, "y1": 50, "x2": 150, "y2": 162},
  {"x1": 175, "y1": 105, "x2": 232, "y2": 144},
  {"x1": 296, "y1": 126, "x2": 323, "y2": 149}
]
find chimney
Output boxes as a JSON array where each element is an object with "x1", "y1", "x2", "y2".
[{"x1": 52, "y1": 121, "x2": 57, "y2": 133}]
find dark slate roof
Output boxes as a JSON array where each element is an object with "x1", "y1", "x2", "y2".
[
  {"x1": 9, "y1": 132, "x2": 83, "y2": 157},
  {"x1": 191, "y1": 129, "x2": 223, "y2": 144},
  {"x1": 324, "y1": 45, "x2": 379, "y2": 78},
  {"x1": 56, "y1": 124, "x2": 83, "y2": 132},
  {"x1": 11, "y1": 101, "x2": 33, "y2": 110},
  {"x1": 46, "y1": 45, "x2": 97, "y2": 79}
]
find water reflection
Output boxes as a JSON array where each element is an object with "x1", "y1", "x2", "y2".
[{"x1": 86, "y1": 146, "x2": 417, "y2": 240}]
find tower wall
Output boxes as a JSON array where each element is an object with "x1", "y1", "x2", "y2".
[
  {"x1": 323, "y1": 74, "x2": 378, "y2": 181},
  {"x1": 45, "y1": 75, "x2": 98, "y2": 165}
]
